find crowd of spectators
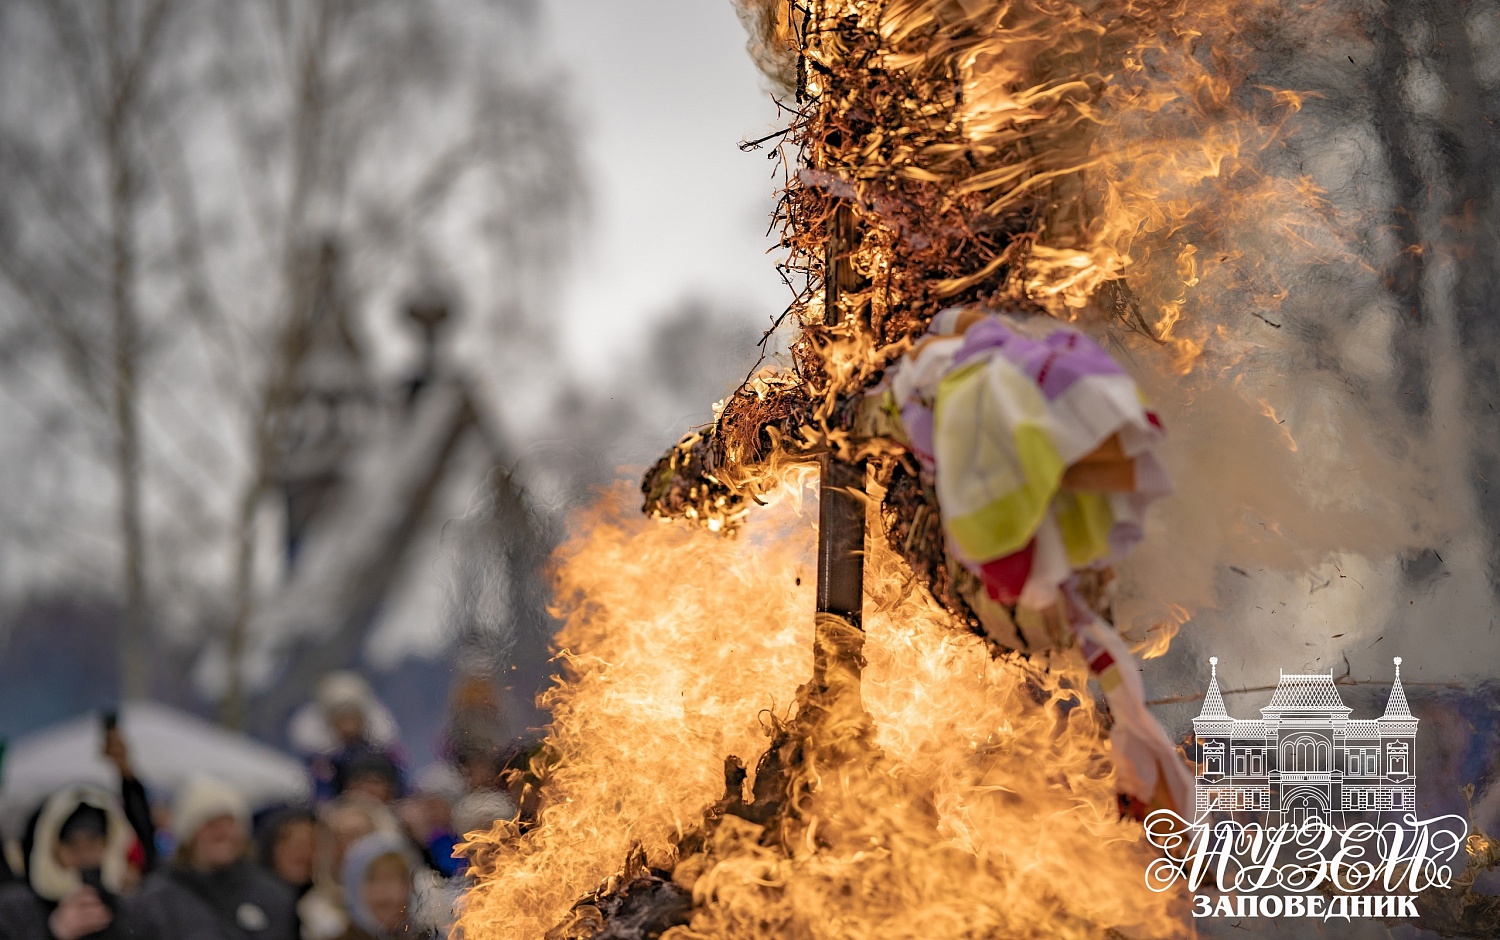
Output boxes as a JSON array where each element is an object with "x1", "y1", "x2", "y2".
[{"x1": 0, "y1": 673, "x2": 532, "y2": 940}]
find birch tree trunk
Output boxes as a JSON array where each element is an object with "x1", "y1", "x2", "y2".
[{"x1": 104, "y1": 0, "x2": 176, "y2": 700}]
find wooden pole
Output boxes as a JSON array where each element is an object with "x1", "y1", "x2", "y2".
[{"x1": 812, "y1": 201, "x2": 866, "y2": 699}]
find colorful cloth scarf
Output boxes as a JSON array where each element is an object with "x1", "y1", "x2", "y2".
[{"x1": 885, "y1": 308, "x2": 1191, "y2": 816}]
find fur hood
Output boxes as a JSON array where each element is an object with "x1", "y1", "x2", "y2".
[{"x1": 25, "y1": 784, "x2": 135, "y2": 902}]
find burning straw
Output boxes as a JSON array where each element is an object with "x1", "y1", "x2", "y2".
[
  {"x1": 459, "y1": 0, "x2": 1364, "y2": 936},
  {"x1": 460, "y1": 483, "x2": 1181, "y2": 938},
  {"x1": 644, "y1": 0, "x2": 1335, "y2": 523}
]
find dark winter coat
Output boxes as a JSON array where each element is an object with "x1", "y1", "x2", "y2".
[
  {"x1": 132, "y1": 862, "x2": 298, "y2": 940},
  {"x1": 117, "y1": 777, "x2": 156, "y2": 875},
  {"x1": 0, "y1": 785, "x2": 149, "y2": 940},
  {"x1": 0, "y1": 882, "x2": 151, "y2": 940}
]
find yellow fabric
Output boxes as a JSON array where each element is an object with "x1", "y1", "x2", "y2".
[
  {"x1": 935, "y1": 359, "x2": 1066, "y2": 561},
  {"x1": 1054, "y1": 491, "x2": 1116, "y2": 566}
]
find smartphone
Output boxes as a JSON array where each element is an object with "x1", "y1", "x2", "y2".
[{"x1": 100, "y1": 710, "x2": 118, "y2": 733}]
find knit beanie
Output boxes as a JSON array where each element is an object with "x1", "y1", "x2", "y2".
[
  {"x1": 173, "y1": 776, "x2": 251, "y2": 851},
  {"x1": 316, "y1": 672, "x2": 373, "y2": 716},
  {"x1": 341, "y1": 831, "x2": 419, "y2": 938}
]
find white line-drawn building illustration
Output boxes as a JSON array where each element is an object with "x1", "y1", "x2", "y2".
[{"x1": 1192, "y1": 657, "x2": 1417, "y2": 827}]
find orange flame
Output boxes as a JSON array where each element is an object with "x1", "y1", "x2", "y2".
[
  {"x1": 459, "y1": 475, "x2": 1188, "y2": 938},
  {"x1": 780, "y1": 0, "x2": 1347, "y2": 373},
  {"x1": 1258, "y1": 399, "x2": 1299, "y2": 453},
  {"x1": 453, "y1": 0, "x2": 1348, "y2": 931}
]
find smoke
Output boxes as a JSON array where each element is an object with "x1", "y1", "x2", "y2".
[
  {"x1": 1059, "y1": 0, "x2": 1500, "y2": 691},
  {"x1": 1090, "y1": 3, "x2": 1500, "y2": 916},
  {"x1": 714, "y1": 2, "x2": 1500, "y2": 853}
]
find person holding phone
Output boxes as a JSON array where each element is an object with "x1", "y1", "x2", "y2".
[
  {"x1": 0, "y1": 784, "x2": 149, "y2": 940},
  {"x1": 99, "y1": 713, "x2": 155, "y2": 876}
]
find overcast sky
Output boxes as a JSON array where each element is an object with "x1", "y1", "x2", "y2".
[{"x1": 538, "y1": 0, "x2": 789, "y2": 374}]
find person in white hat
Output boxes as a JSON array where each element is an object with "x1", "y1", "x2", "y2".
[{"x1": 133, "y1": 777, "x2": 299, "y2": 939}]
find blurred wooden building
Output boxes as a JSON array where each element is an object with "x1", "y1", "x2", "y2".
[{"x1": 243, "y1": 240, "x2": 550, "y2": 755}]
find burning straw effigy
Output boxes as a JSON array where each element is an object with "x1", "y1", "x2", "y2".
[{"x1": 458, "y1": 1, "x2": 1326, "y2": 937}]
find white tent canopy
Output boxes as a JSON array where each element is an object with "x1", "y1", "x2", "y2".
[{"x1": 0, "y1": 703, "x2": 310, "y2": 821}]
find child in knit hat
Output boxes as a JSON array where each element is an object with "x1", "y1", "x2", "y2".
[{"x1": 336, "y1": 833, "x2": 433, "y2": 940}]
